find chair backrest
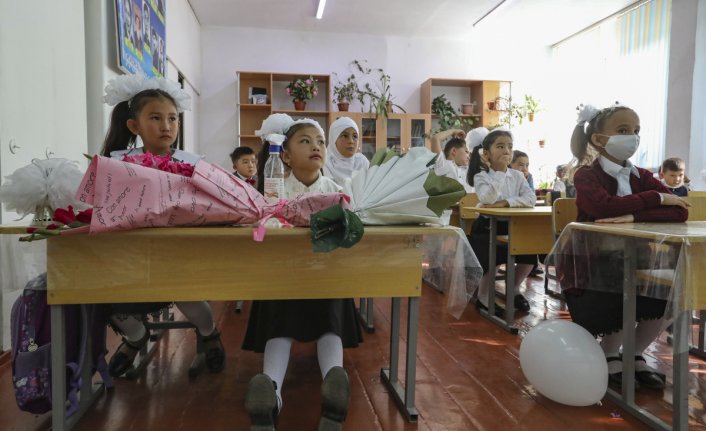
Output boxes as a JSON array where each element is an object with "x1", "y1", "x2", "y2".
[
  {"x1": 688, "y1": 191, "x2": 706, "y2": 198},
  {"x1": 685, "y1": 196, "x2": 706, "y2": 221},
  {"x1": 552, "y1": 198, "x2": 578, "y2": 236},
  {"x1": 459, "y1": 193, "x2": 479, "y2": 221}
]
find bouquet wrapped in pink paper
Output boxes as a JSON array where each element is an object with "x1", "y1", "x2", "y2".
[{"x1": 74, "y1": 156, "x2": 361, "y2": 249}]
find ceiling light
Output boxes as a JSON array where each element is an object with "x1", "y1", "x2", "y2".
[
  {"x1": 473, "y1": 0, "x2": 512, "y2": 27},
  {"x1": 316, "y1": 0, "x2": 327, "y2": 19}
]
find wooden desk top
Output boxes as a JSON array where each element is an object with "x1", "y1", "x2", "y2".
[
  {"x1": 568, "y1": 221, "x2": 706, "y2": 243},
  {"x1": 462, "y1": 206, "x2": 552, "y2": 218},
  {"x1": 0, "y1": 225, "x2": 30, "y2": 234}
]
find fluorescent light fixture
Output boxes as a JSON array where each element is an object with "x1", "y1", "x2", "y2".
[
  {"x1": 316, "y1": 0, "x2": 327, "y2": 19},
  {"x1": 473, "y1": 0, "x2": 512, "y2": 27}
]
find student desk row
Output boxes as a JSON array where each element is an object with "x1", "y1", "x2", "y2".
[
  {"x1": 557, "y1": 221, "x2": 706, "y2": 431},
  {"x1": 1, "y1": 225, "x2": 453, "y2": 431},
  {"x1": 459, "y1": 205, "x2": 554, "y2": 332}
]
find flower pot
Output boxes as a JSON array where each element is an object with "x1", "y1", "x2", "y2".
[
  {"x1": 487, "y1": 100, "x2": 496, "y2": 111},
  {"x1": 385, "y1": 101, "x2": 393, "y2": 113},
  {"x1": 461, "y1": 103, "x2": 475, "y2": 115},
  {"x1": 293, "y1": 100, "x2": 306, "y2": 111},
  {"x1": 528, "y1": 112, "x2": 535, "y2": 122},
  {"x1": 538, "y1": 139, "x2": 546, "y2": 149},
  {"x1": 337, "y1": 102, "x2": 350, "y2": 112}
]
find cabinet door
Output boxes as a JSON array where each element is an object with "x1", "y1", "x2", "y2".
[
  {"x1": 384, "y1": 116, "x2": 402, "y2": 154},
  {"x1": 361, "y1": 116, "x2": 377, "y2": 160},
  {"x1": 409, "y1": 116, "x2": 429, "y2": 150}
]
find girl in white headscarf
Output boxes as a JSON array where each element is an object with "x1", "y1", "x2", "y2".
[{"x1": 323, "y1": 117, "x2": 370, "y2": 185}]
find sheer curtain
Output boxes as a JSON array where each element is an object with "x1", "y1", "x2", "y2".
[{"x1": 547, "y1": 0, "x2": 672, "y2": 170}]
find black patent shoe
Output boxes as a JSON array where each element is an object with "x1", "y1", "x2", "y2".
[
  {"x1": 108, "y1": 331, "x2": 149, "y2": 378},
  {"x1": 200, "y1": 328, "x2": 225, "y2": 373},
  {"x1": 318, "y1": 366, "x2": 350, "y2": 431},
  {"x1": 634, "y1": 355, "x2": 665, "y2": 390},
  {"x1": 246, "y1": 374, "x2": 279, "y2": 431},
  {"x1": 606, "y1": 356, "x2": 629, "y2": 388},
  {"x1": 514, "y1": 294, "x2": 531, "y2": 312}
]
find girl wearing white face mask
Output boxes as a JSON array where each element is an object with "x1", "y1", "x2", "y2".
[{"x1": 559, "y1": 104, "x2": 689, "y2": 391}]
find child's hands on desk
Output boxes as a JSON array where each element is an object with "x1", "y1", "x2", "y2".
[
  {"x1": 480, "y1": 200, "x2": 509, "y2": 208},
  {"x1": 596, "y1": 214, "x2": 634, "y2": 223},
  {"x1": 660, "y1": 193, "x2": 690, "y2": 209}
]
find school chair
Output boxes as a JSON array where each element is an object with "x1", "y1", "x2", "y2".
[
  {"x1": 123, "y1": 307, "x2": 210, "y2": 379},
  {"x1": 543, "y1": 198, "x2": 578, "y2": 296}
]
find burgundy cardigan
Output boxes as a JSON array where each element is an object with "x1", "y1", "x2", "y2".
[
  {"x1": 573, "y1": 160, "x2": 688, "y2": 222},
  {"x1": 557, "y1": 160, "x2": 688, "y2": 293}
]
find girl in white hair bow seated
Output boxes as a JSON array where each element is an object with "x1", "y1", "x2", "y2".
[
  {"x1": 323, "y1": 116, "x2": 369, "y2": 186},
  {"x1": 244, "y1": 117, "x2": 361, "y2": 431},
  {"x1": 99, "y1": 73, "x2": 225, "y2": 377}
]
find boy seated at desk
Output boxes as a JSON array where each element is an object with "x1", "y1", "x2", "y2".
[{"x1": 431, "y1": 129, "x2": 473, "y2": 192}]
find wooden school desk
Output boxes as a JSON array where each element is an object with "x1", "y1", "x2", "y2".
[
  {"x1": 3, "y1": 225, "x2": 450, "y2": 431},
  {"x1": 460, "y1": 206, "x2": 554, "y2": 332},
  {"x1": 561, "y1": 221, "x2": 706, "y2": 431}
]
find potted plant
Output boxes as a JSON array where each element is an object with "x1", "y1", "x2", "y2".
[
  {"x1": 285, "y1": 76, "x2": 318, "y2": 111},
  {"x1": 524, "y1": 95, "x2": 542, "y2": 122},
  {"x1": 538, "y1": 138, "x2": 546, "y2": 148},
  {"x1": 351, "y1": 59, "x2": 405, "y2": 119},
  {"x1": 428, "y1": 94, "x2": 474, "y2": 136},
  {"x1": 332, "y1": 73, "x2": 358, "y2": 112}
]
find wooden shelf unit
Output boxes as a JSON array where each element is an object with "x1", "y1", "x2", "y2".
[
  {"x1": 420, "y1": 78, "x2": 511, "y2": 130},
  {"x1": 237, "y1": 71, "x2": 332, "y2": 151}
]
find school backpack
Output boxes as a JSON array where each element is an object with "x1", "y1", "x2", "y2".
[{"x1": 10, "y1": 273, "x2": 113, "y2": 416}]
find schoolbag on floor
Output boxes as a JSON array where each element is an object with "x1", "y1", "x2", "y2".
[{"x1": 10, "y1": 273, "x2": 113, "y2": 416}]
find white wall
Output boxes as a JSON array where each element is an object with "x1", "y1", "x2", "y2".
[{"x1": 199, "y1": 26, "x2": 552, "y2": 168}]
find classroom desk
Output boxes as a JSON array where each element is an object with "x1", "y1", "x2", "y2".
[
  {"x1": 558, "y1": 221, "x2": 706, "y2": 431},
  {"x1": 460, "y1": 206, "x2": 554, "y2": 332},
  {"x1": 4, "y1": 225, "x2": 450, "y2": 431}
]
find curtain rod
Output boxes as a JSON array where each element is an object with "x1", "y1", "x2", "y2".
[{"x1": 551, "y1": 0, "x2": 652, "y2": 48}]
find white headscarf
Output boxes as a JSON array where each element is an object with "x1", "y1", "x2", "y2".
[
  {"x1": 323, "y1": 117, "x2": 370, "y2": 185},
  {"x1": 466, "y1": 127, "x2": 489, "y2": 150}
]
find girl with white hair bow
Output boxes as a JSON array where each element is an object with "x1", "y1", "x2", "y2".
[{"x1": 323, "y1": 117, "x2": 370, "y2": 186}]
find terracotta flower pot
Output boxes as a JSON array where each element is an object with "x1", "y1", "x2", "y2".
[
  {"x1": 385, "y1": 101, "x2": 393, "y2": 113},
  {"x1": 461, "y1": 103, "x2": 475, "y2": 115},
  {"x1": 538, "y1": 139, "x2": 546, "y2": 148},
  {"x1": 487, "y1": 100, "x2": 496, "y2": 111},
  {"x1": 337, "y1": 102, "x2": 350, "y2": 112},
  {"x1": 293, "y1": 100, "x2": 306, "y2": 111}
]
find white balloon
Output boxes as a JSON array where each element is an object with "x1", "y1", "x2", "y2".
[{"x1": 520, "y1": 320, "x2": 608, "y2": 406}]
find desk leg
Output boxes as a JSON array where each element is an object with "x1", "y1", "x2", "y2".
[
  {"x1": 357, "y1": 298, "x2": 375, "y2": 333},
  {"x1": 604, "y1": 240, "x2": 671, "y2": 431},
  {"x1": 477, "y1": 217, "x2": 517, "y2": 333},
  {"x1": 381, "y1": 297, "x2": 418, "y2": 422},
  {"x1": 673, "y1": 309, "x2": 690, "y2": 431},
  {"x1": 51, "y1": 305, "x2": 67, "y2": 431}
]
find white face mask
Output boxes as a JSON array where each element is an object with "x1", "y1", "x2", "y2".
[{"x1": 601, "y1": 134, "x2": 640, "y2": 160}]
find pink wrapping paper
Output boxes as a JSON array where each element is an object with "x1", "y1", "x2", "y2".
[{"x1": 75, "y1": 156, "x2": 349, "y2": 236}]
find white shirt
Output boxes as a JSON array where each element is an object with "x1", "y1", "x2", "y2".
[
  {"x1": 598, "y1": 156, "x2": 639, "y2": 197},
  {"x1": 110, "y1": 147, "x2": 203, "y2": 166},
  {"x1": 473, "y1": 168, "x2": 536, "y2": 207},
  {"x1": 283, "y1": 172, "x2": 342, "y2": 199},
  {"x1": 433, "y1": 154, "x2": 474, "y2": 192}
]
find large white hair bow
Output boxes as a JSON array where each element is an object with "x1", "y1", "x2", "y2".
[{"x1": 104, "y1": 73, "x2": 191, "y2": 112}]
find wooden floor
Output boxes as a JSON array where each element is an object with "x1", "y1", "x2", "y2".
[{"x1": 2, "y1": 272, "x2": 706, "y2": 430}]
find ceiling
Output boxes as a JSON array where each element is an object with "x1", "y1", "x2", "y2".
[{"x1": 188, "y1": 0, "x2": 638, "y2": 45}]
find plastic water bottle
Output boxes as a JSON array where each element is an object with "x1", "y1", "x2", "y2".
[{"x1": 263, "y1": 143, "x2": 284, "y2": 204}]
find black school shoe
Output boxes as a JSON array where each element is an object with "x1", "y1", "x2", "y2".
[
  {"x1": 514, "y1": 294, "x2": 531, "y2": 312},
  {"x1": 634, "y1": 355, "x2": 666, "y2": 390},
  {"x1": 108, "y1": 330, "x2": 150, "y2": 378},
  {"x1": 319, "y1": 366, "x2": 351, "y2": 431},
  {"x1": 246, "y1": 374, "x2": 279, "y2": 431},
  {"x1": 199, "y1": 328, "x2": 226, "y2": 373}
]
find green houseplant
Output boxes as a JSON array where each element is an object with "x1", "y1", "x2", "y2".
[
  {"x1": 524, "y1": 95, "x2": 542, "y2": 122},
  {"x1": 332, "y1": 73, "x2": 358, "y2": 112},
  {"x1": 428, "y1": 94, "x2": 474, "y2": 136},
  {"x1": 351, "y1": 59, "x2": 405, "y2": 119}
]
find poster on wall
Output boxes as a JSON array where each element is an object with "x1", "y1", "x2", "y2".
[{"x1": 115, "y1": 0, "x2": 166, "y2": 77}]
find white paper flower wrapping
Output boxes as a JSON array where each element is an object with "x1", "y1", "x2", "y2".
[
  {"x1": 576, "y1": 104, "x2": 600, "y2": 125},
  {"x1": 104, "y1": 73, "x2": 191, "y2": 112},
  {"x1": 0, "y1": 159, "x2": 89, "y2": 217}
]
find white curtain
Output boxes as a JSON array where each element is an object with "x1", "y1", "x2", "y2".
[{"x1": 548, "y1": 0, "x2": 672, "y2": 171}]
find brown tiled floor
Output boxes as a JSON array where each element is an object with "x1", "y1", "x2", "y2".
[{"x1": 2, "y1": 272, "x2": 706, "y2": 430}]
